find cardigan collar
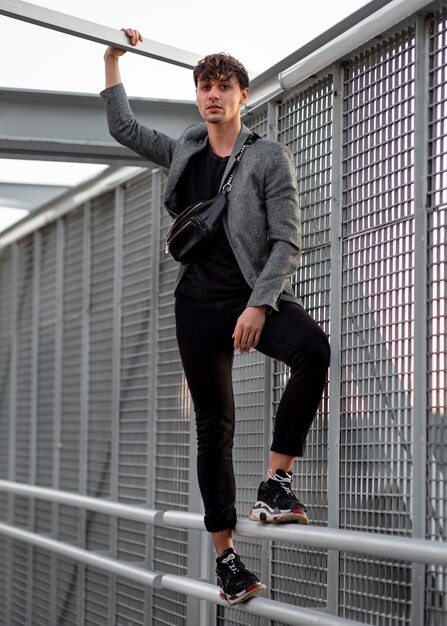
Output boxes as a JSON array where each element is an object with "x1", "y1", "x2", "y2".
[{"x1": 165, "y1": 122, "x2": 255, "y2": 208}]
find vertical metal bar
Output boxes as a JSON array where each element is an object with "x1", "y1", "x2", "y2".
[
  {"x1": 411, "y1": 15, "x2": 430, "y2": 626},
  {"x1": 108, "y1": 185, "x2": 123, "y2": 623},
  {"x1": 49, "y1": 218, "x2": 64, "y2": 626},
  {"x1": 5, "y1": 243, "x2": 19, "y2": 624},
  {"x1": 262, "y1": 101, "x2": 278, "y2": 624},
  {"x1": 144, "y1": 169, "x2": 161, "y2": 626},
  {"x1": 26, "y1": 230, "x2": 41, "y2": 626},
  {"x1": 78, "y1": 201, "x2": 92, "y2": 625},
  {"x1": 327, "y1": 63, "x2": 344, "y2": 615}
]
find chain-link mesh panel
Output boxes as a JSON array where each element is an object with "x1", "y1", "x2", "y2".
[
  {"x1": 10, "y1": 238, "x2": 34, "y2": 624},
  {"x1": 1, "y1": 8, "x2": 447, "y2": 625},
  {"x1": 31, "y1": 547, "x2": 52, "y2": 624},
  {"x1": 84, "y1": 566, "x2": 111, "y2": 626},
  {"x1": 246, "y1": 108, "x2": 269, "y2": 138},
  {"x1": 0, "y1": 248, "x2": 12, "y2": 483},
  {"x1": 36, "y1": 225, "x2": 57, "y2": 543},
  {"x1": 343, "y1": 30, "x2": 415, "y2": 236},
  {"x1": 10, "y1": 539, "x2": 29, "y2": 625},
  {"x1": 119, "y1": 174, "x2": 153, "y2": 507},
  {"x1": 115, "y1": 577, "x2": 146, "y2": 626},
  {"x1": 268, "y1": 79, "x2": 334, "y2": 614},
  {"x1": 60, "y1": 210, "x2": 85, "y2": 494},
  {"x1": 153, "y1": 177, "x2": 189, "y2": 626},
  {"x1": 86, "y1": 193, "x2": 115, "y2": 564},
  {"x1": 112, "y1": 174, "x2": 155, "y2": 626},
  {"x1": 0, "y1": 247, "x2": 8, "y2": 623},
  {"x1": 56, "y1": 556, "x2": 81, "y2": 626},
  {"x1": 56, "y1": 210, "x2": 85, "y2": 626},
  {"x1": 339, "y1": 28, "x2": 416, "y2": 625},
  {"x1": 339, "y1": 553, "x2": 411, "y2": 623}
]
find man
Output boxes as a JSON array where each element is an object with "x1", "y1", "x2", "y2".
[{"x1": 101, "y1": 29, "x2": 330, "y2": 606}]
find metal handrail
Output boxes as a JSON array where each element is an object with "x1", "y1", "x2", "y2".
[
  {"x1": 245, "y1": 0, "x2": 433, "y2": 112},
  {"x1": 0, "y1": 520, "x2": 369, "y2": 626},
  {"x1": 1, "y1": 480, "x2": 446, "y2": 567},
  {"x1": 0, "y1": 0, "x2": 202, "y2": 69}
]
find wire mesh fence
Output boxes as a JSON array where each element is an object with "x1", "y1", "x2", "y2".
[{"x1": 0, "y1": 3, "x2": 446, "y2": 626}]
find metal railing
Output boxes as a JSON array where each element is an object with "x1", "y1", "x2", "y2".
[
  {"x1": 0, "y1": 1, "x2": 446, "y2": 625},
  {"x1": 0, "y1": 480, "x2": 446, "y2": 626}
]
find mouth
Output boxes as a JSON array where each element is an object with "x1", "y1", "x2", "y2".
[{"x1": 206, "y1": 104, "x2": 223, "y2": 111}]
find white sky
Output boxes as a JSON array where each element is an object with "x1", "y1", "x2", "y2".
[{"x1": 0, "y1": 0, "x2": 372, "y2": 229}]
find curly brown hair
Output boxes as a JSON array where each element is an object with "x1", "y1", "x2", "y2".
[{"x1": 193, "y1": 53, "x2": 249, "y2": 90}]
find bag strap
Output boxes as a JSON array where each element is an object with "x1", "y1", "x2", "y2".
[{"x1": 220, "y1": 133, "x2": 260, "y2": 194}]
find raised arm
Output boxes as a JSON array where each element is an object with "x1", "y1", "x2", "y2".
[
  {"x1": 101, "y1": 28, "x2": 176, "y2": 169},
  {"x1": 104, "y1": 28, "x2": 143, "y2": 89}
]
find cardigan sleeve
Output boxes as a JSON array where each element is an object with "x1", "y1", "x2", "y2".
[
  {"x1": 246, "y1": 143, "x2": 301, "y2": 311},
  {"x1": 100, "y1": 83, "x2": 176, "y2": 168}
]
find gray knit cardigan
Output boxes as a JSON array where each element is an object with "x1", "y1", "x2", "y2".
[{"x1": 100, "y1": 83, "x2": 302, "y2": 311}]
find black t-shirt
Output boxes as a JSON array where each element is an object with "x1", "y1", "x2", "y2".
[{"x1": 174, "y1": 145, "x2": 252, "y2": 301}]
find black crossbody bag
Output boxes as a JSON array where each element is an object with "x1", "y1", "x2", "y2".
[{"x1": 165, "y1": 134, "x2": 259, "y2": 263}]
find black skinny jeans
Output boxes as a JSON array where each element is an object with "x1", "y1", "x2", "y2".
[{"x1": 175, "y1": 294, "x2": 330, "y2": 533}]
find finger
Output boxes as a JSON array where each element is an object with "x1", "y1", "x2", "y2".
[
  {"x1": 252, "y1": 328, "x2": 261, "y2": 348},
  {"x1": 245, "y1": 330, "x2": 257, "y2": 351},
  {"x1": 121, "y1": 28, "x2": 141, "y2": 46},
  {"x1": 232, "y1": 327, "x2": 241, "y2": 350},
  {"x1": 239, "y1": 329, "x2": 254, "y2": 353}
]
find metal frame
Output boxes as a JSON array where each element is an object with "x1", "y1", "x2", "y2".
[
  {"x1": 0, "y1": 0, "x2": 202, "y2": 69},
  {"x1": 0, "y1": 520, "x2": 368, "y2": 626},
  {"x1": 1, "y1": 1, "x2": 447, "y2": 624},
  {"x1": 0, "y1": 481, "x2": 446, "y2": 567}
]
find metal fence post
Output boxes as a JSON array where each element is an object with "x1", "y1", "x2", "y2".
[
  {"x1": 144, "y1": 169, "x2": 162, "y2": 626},
  {"x1": 5, "y1": 243, "x2": 18, "y2": 624},
  {"x1": 79, "y1": 201, "x2": 92, "y2": 625},
  {"x1": 49, "y1": 218, "x2": 64, "y2": 625},
  {"x1": 411, "y1": 14, "x2": 430, "y2": 626},
  {"x1": 109, "y1": 185, "x2": 124, "y2": 623},
  {"x1": 327, "y1": 63, "x2": 344, "y2": 615},
  {"x1": 27, "y1": 230, "x2": 41, "y2": 625}
]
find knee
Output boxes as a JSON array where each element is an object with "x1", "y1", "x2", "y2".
[
  {"x1": 196, "y1": 412, "x2": 234, "y2": 455},
  {"x1": 293, "y1": 326, "x2": 330, "y2": 371}
]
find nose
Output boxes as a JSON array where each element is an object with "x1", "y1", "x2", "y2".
[{"x1": 208, "y1": 84, "x2": 219, "y2": 99}]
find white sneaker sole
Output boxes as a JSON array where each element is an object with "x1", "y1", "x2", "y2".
[
  {"x1": 219, "y1": 582, "x2": 267, "y2": 606},
  {"x1": 249, "y1": 508, "x2": 309, "y2": 524}
]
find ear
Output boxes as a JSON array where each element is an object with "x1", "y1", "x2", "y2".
[{"x1": 240, "y1": 87, "x2": 249, "y2": 105}]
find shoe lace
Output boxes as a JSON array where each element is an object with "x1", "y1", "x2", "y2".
[
  {"x1": 267, "y1": 469, "x2": 294, "y2": 497},
  {"x1": 221, "y1": 552, "x2": 242, "y2": 577}
]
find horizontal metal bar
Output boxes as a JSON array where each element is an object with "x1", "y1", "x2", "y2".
[
  {"x1": 0, "y1": 479, "x2": 162, "y2": 524},
  {"x1": 0, "y1": 0, "x2": 202, "y2": 69},
  {"x1": 1, "y1": 480, "x2": 447, "y2": 566},
  {"x1": 0, "y1": 521, "x2": 162, "y2": 588},
  {"x1": 0, "y1": 166, "x2": 148, "y2": 249},
  {"x1": 0, "y1": 521, "x2": 366, "y2": 626},
  {"x1": 162, "y1": 573, "x2": 364, "y2": 626},
  {"x1": 245, "y1": 0, "x2": 433, "y2": 112}
]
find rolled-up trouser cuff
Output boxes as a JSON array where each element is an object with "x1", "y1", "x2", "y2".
[
  {"x1": 204, "y1": 505, "x2": 237, "y2": 533},
  {"x1": 271, "y1": 439, "x2": 306, "y2": 458}
]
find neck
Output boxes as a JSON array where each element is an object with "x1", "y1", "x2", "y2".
[{"x1": 206, "y1": 119, "x2": 242, "y2": 157}]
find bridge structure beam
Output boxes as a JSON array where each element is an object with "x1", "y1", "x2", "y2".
[{"x1": 0, "y1": 87, "x2": 200, "y2": 166}]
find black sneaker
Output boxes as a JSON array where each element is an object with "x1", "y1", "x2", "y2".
[
  {"x1": 250, "y1": 469, "x2": 309, "y2": 524},
  {"x1": 216, "y1": 548, "x2": 267, "y2": 606}
]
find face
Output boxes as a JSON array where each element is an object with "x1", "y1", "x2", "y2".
[{"x1": 196, "y1": 76, "x2": 249, "y2": 126}]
